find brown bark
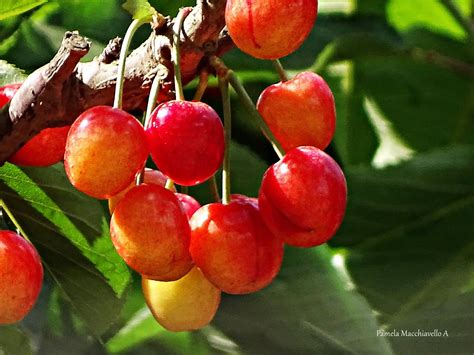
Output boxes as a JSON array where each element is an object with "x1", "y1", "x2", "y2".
[{"x1": 0, "y1": 0, "x2": 228, "y2": 164}]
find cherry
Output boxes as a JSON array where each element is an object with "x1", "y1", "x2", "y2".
[
  {"x1": 225, "y1": 0, "x2": 318, "y2": 59},
  {"x1": 110, "y1": 184, "x2": 193, "y2": 281},
  {"x1": 142, "y1": 266, "x2": 220, "y2": 332},
  {"x1": 0, "y1": 84, "x2": 71, "y2": 167},
  {"x1": 108, "y1": 168, "x2": 171, "y2": 214},
  {"x1": 146, "y1": 100, "x2": 224, "y2": 186},
  {"x1": 64, "y1": 106, "x2": 148, "y2": 199},
  {"x1": 0, "y1": 231, "x2": 43, "y2": 324},
  {"x1": 189, "y1": 195, "x2": 283, "y2": 294},
  {"x1": 175, "y1": 193, "x2": 201, "y2": 219},
  {"x1": 259, "y1": 146, "x2": 347, "y2": 248},
  {"x1": 257, "y1": 72, "x2": 336, "y2": 151}
]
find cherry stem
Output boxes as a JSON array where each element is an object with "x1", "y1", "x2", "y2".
[
  {"x1": 209, "y1": 175, "x2": 220, "y2": 202},
  {"x1": 218, "y1": 76, "x2": 232, "y2": 205},
  {"x1": 165, "y1": 179, "x2": 175, "y2": 191},
  {"x1": 172, "y1": 9, "x2": 188, "y2": 101},
  {"x1": 193, "y1": 70, "x2": 209, "y2": 101},
  {"x1": 0, "y1": 199, "x2": 29, "y2": 241},
  {"x1": 144, "y1": 75, "x2": 162, "y2": 129},
  {"x1": 181, "y1": 185, "x2": 188, "y2": 194},
  {"x1": 273, "y1": 59, "x2": 289, "y2": 82},
  {"x1": 113, "y1": 18, "x2": 147, "y2": 109}
]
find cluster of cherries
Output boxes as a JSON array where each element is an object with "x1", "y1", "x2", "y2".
[{"x1": 0, "y1": 0, "x2": 346, "y2": 332}]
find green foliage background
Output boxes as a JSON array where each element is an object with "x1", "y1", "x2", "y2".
[{"x1": 0, "y1": 0, "x2": 473, "y2": 354}]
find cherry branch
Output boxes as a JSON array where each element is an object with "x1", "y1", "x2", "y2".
[{"x1": 0, "y1": 0, "x2": 228, "y2": 165}]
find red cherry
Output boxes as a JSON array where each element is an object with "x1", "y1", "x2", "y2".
[
  {"x1": 0, "y1": 231, "x2": 43, "y2": 324},
  {"x1": 0, "y1": 84, "x2": 71, "y2": 167},
  {"x1": 64, "y1": 106, "x2": 149, "y2": 199},
  {"x1": 257, "y1": 72, "x2": 336, "y2": 151},
  {"x1": 225, "y1": 0, "x2": 318, "y2": 59},
  {"x1": 259, "y1": 146, "x2": 347, "y2": 248},
  {"x1": 110, "y1": 184, "x2": 193, "y2": 281},
  {"x1": 190, "y1": 195, "x2": 283, "y2": 294},
  {"x1": 175, "y1": 193, "x2": 201, "y2": 219},
  {"x1": 146, "y1": 100, "x2": 224, "y2": 186}
]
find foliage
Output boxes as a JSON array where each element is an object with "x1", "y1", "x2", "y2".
[{"x1": 0, "y1": 0, "x2": 473, "y2": 354}]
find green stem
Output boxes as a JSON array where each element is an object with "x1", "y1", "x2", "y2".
[
  {"x1": 165, "y1": 179, "x2": 175, "y2": 191},
  {"x1": 273, "y1": 59, "x2": 289, "y2": 82},
  {"x1": 0, "y1": 199, "x2": 29, "y2": 241},
  {"x1": 193, "y1": 70, "x2": 209, "y2": 101},
  {"x1": 172, "y1": 10, "x2": 188, "y2": 101},
  {"x1": 218, "y1": 76, "x2": 232, "y2": 205},
  {"x1": 181, "y1": 185, "x2": 188, "y2": 195},
  {"x1": 113, "y1": 19, "x2": 147, "y2": 109},
  {"x1": 208, "y1": 175, "x2": 220, "y2": 202},
  {"x1": 144, "y1": 75, "x2": 162, "y2": 129},
  {"x1": 226, "y1": 71, "x2": 285, "y2": 159}
]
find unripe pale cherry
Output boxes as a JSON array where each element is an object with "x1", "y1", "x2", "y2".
[
  {"x1": 190, "y1": 195, "x2": 284, "y2": 294},
  {"x1": 110, "y1": 184, "x2": 193, "y2": 281},
  {"x1": 146, "y1": 100, "x2": 224, "y2": 186},
  {"x1": 142, "y1": 267, "x2": 221, "y2": 332},
  {"x1": 257, "y1": 72, "x2": 336, "y2": 151},
  {"x1": 0, "y1": 231, "x2": 43, "y2": 324},
  {"x1": 0, "y1": 84, "x2": 70, "y2": 167},
  {"x1": 225, "y1": 0, "x2": 318, "y2": 59},
  {"x1": 64, "y1": 106, "x2": 149, "y2": 199},
  {"x1": 259, "y1": 146, "x2": 347, "y2": 248}
]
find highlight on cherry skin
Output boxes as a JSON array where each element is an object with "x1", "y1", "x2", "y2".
[
  {"x1": 259, "y1": 146, "x2": 347, "y2": 248},
  {"x1": 146, "y1": 100, "x2": 225, "y2": 186},
  {"x1": 257, "y1": 71, "x2": 336, "y2": 151},
  {"x1": 0, "y1": 84, "x2": 70, "y2": 167},
  {"x1": 142, "y1": 266, "x2": 221, "y2": 332},
  {"x1": 0, "y1": 230, "x2": 43, "y2": 324},
  {"x1": 64, "y1": 105, "x2": 149, "y2": 199},
  {"x1": 189, "y1": 195, "x2": 284, "y2": 295},
  {"x1": 225, "y1": 0, "x2": 318, "y2": 59},
  {"x1": 110, "y1": 183, "x2": 193, "y2": 281}
]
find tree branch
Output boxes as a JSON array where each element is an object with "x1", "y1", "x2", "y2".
[{"x1": 0, "y1": 0, "x2": 229, "y2": 165}]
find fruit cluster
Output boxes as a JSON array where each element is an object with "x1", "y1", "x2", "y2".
[{"x1": 0, "y1": 0, "x2": 347, "y2": 331}]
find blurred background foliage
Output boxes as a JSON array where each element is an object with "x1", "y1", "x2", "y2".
[{"x1": 0, "y1": 0, "x2": 473, "y2": 354}]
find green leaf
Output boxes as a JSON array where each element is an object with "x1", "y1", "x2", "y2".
[
  {"x1": 0, "y1": 60, "x2": 26, "y2": 86},
  {"x1": 0, "y1": 0, "x2": 47, "y2": 21},
  {"x1": 0, "y1": 163, "x2": 131, "y2": 337},
  {"x1": 214, "y1": 246, "x2": 394, "y2": 355},
  {"x1": 0, "y1": 326, "x2": 33, "y2": 355},
  {"x1": 122, "y1": 0, "x2": 156, "y2": 21},
  {"x1": 334, "y1": 145, "x2": 474, "y2": 353}
]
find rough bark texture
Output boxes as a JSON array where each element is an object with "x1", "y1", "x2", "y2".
[{"x1": 0, "y1": 0, "x2": 228, "y2": 164}]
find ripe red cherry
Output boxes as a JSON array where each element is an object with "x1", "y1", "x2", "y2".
[
  {"x1": 190, "y1": 195, "x2": 283, "y2": 294},
  {"x1": 257, "y1": 72, "x2": 336, "y2": 151},
  {"x1": 259, "y1": 146, "x2": 347, "y2": 248},
  {"x1": 64, "y1": 106, "x2": 149, "y2": 199},
  {"x1": 225, "y1": 0, "x2": 318, "y2": 59},
  {"x1": 146, "y1": 100, "x2": 224, "y2": 186},
  {"x1": 0, "y1": 231, "x2": 43, "y2": 324},
  {"x1": 0, "y1": 84, "x2": 71, "y2": 166},
  {"x1": 175, "y1": 193, "x2": 201, "y2": 219},
  {"x1": 110, "y1": 184, "x2": 193, "y2": 281}
]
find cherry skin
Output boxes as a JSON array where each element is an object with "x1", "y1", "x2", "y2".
[
  {"x1": 175, "y1": 193, "x2": 201, "y2": 219},
  {"x1": 257, "y1": 72, "x2": 336, "y2": 151},
  {"x1": 189, "y1": 195, "x2": 284, "y2": 294},
  {"x1": 64, "y1": 106, "x2": 149, "y2": 199},
  {"x1": 146, "y1": 100, "x2": 224, "y2": 186},
  {"x1": 110, "y1": 184, "x2": 193, "y2": 281},
  {"x1": 0, "y1": 84, "x2": 71, "y2": 167},
  {"x1": 0, "y1": 231, "x2": 43, "y2": 324},
  {"x1": 259, "y1": 146, "x2": 347, "y2": 248},
  {"x1": 108, "y1": 168, "x2": 172, "y2": 214},
  {"x1": 225, "y1": 0, "x2": 318, "y2": 59},
  {"x1": 142, "y1": 266, "x2": 221, "y2": 332}
]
